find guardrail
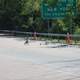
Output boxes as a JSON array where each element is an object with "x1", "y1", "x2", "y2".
[{"x1": 0, "y1": 30, "x2": 80, "y2": 38}]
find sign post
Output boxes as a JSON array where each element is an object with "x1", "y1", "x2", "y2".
[{"x1": 41, "y1": 0, "x2": 77, "y2": 43}]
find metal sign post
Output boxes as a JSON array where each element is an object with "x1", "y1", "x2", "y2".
[{"x1": 41, "y1": 0, "x2": 77, "y2": 35}]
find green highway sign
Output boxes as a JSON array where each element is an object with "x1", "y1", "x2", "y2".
[{"x1": 41, "y1": 0, "x2": 77, "y2": 19}]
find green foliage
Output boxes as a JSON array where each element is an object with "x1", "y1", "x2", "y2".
[
  {"x1": 0, "y1": 0, "x2": 79, "y2": 34},
  {"x1": 0, "y1": 0, "x2": 25, "y2": 30},
  {"x1": 43, "y1": 0, "x2": 58, "y2": 7},
  {"x1": 75, "y1": 27, "x2": 80, "y2": 34}
]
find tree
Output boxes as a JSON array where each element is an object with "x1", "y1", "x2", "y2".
[{"x1": 0, "y1": 0, "x2": 25, "y2": 30}]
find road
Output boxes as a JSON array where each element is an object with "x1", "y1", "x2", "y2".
[{"x1": 0, "y1": 37, "x2": 80, "y2": 80}]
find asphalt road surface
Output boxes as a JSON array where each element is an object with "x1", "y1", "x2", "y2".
[{"x1": 0, "y1": 37, "x2": 80, "y2": 80}]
